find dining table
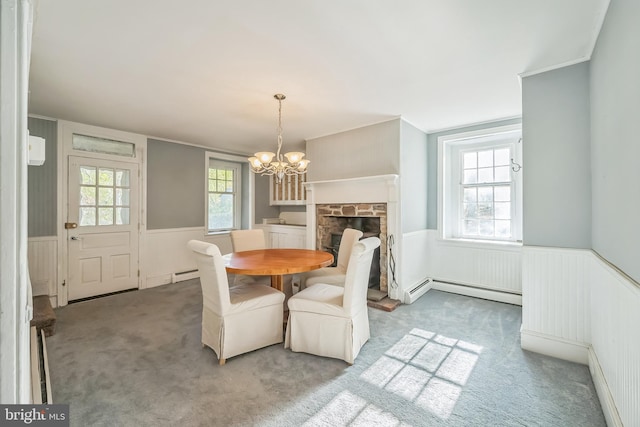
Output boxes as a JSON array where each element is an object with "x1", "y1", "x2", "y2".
[{"x1": 223, "y1": 248, "x2": 334, "y2": 292}]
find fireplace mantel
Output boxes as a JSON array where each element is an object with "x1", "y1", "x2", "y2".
[{"x1": 304, "y1": 174, "x2": 401, "y2": 300}]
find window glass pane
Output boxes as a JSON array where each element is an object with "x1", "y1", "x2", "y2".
[
  {"x1": 463, "y1": 170, "x2": 477, "y2": 184},
  {"x1": 478, "y1": 167, "x2": 493, "y2": 183},
  {"x1": 478, "y1": 150, "x2": 493, "y2": 167},
  {"x1": 99, "y1": 208, "x2": 114, "y2": 225},
  {"x1": 463, "y1": 203, "x2": 477, "y2": 218},
  {"x1": 79, "y1": 207, "x2": 96, "y2": 226},
  {"x1": 216, "y1": 181, "x2": 227, "y2": 192},
  {"x1": 495, "y1": 202, "x2": 511, "y2": 219},
  {"x1": 478, "y1": 187, "x2": 493, "y2": 202},
  {"x1": 495, "y1": 148, "x2": 510, "y2": 166},
  {"x1": 463, "y1": 152, "x2": 477, "y2": 169},
  {"x1": 208, "y1": 193, "x2": 233, "y2": 230},
  {"x1": 495, "y1": 166, "x2": 510, "y2": 182},
  {"x1": 494, "y1": 186, "x2": 511, "y2": 202},
  {"x1": 115, "y1": 188, "x2": 130, "y2": 206},
  {"x1": 98, "y1": 187, "x2": 114, "y2": 205},
  {"x1": 464, "y1": 220, "x2": 478, "y2": 235},
  {"x1": 99, "y1": 168, "x2": 114, "y2": 186},
  {"x1": 115, "y1": 207, "x2": 130, "y2": 225},
  {"x1": 72, "y1": 134, "x2": 135, "y2": 157},
  {"x1": 217, "y1": 169, "x2": 226, "y2": 180},
  {"x1": 495, "y1": 220, "x2": 511, "y2": 237},
  {"x1": 463, "y1": 188, "x2": 477, "y2": 203},
  {"x1": 226, "y1": 170, "x2": 233, "y2": 180},
  {"x1": 80, "y1": 166, "x2": 96, "y2": 185},
  {"x1": 80, "y1": 186, "x2": 96, "y2": 206},
  {"x1": 115, "y1": 169, "x2": 130, "y2": 187},
  {"x1": 479, "y1": 220, "x2": 494, "y2": 236},
  {"x1": 477, "y1": 203, "x2": 493, "y2": 218},
  {"x1": 208, "y1": 169, "x2": 216, "y2": 179},
  {"x1": 226, "y1": 181, "x2": 233, "y2": 192}
]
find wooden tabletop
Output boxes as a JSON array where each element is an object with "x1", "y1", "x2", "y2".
[{"x1": 224, "y1": 248, "x2": 334, "y2": 276}]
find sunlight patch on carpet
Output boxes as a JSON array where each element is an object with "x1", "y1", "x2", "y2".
[{"x1": 359, "y1": 328, "x2": 483, "y2": 420}]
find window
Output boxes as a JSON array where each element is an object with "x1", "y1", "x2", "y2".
[
  {"x1": 79, "y1": 166, "x2": 130, "y2": 226},
  {"x1": 439, "y1": 125, "x2": 522, "y2": 242},
  {"x1": 207, "y1": 160, "x2": 241, "y2": 232}
]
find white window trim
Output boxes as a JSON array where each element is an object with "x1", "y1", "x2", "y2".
[
  {"x1": 438, "y1": 124, "x2": 522, "y2": 245},
  {"x1": 205, "y1": 151, "x2": 253, "y2": 234}
]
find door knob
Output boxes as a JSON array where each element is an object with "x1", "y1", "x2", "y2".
[{"x1": 65, "y1": 222, "x2": 78, "y2": 229}]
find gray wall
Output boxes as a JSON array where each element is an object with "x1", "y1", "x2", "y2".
[
  {"x1": 521, "y1": 63, "x2": 591, "y2": 249},
  {"x1": 426, "y1": 118, "x2": 522, "y2": 230},
  {"x1": 147, "y1": 139, "x2": 205, "y2": 229},
  {"x1": 27, "y1": 117, "x2": 57, "y2": 237},
  {"x1": 305, "y1": 119, "x2": 401, "y2": 182},
  {"x1": 254, "y1": 174, "x2": 279, "y2": 224},
  {"x1": 400, "y1": 120, "x2": 428, "y2": 233},
  {"x1": 590, "y1": 0, "x2": 640, "y2": 282}
]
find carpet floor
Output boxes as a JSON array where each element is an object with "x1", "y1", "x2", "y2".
[{"x1": 47, "y1": 280, "x2": 605, "y2": 426}]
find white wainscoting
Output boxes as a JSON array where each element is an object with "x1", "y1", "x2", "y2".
[
  {"x1": 425, "y1": 230, "x2": 522, "y2": 301},
  {"x1": 144, "y1": 227, "x2": 232, "y2": 288},
  {"x1": 521, "y1": 246, "x2": 591, "y2": 363},
  {"x1": 521, "y1": 245, "x2": 639, "y2": 427},
  {"x1": 399, "y1": 230, "x2": 432, "y2": 303},
  {"x1": 27, "y1": 237, "x2": 58, "y2": 307},
  {"x1": 589, "y1": 253, "x2": 639, "y2": 427}
]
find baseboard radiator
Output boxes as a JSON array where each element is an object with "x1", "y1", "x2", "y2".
[
  {"x1": 171, "y1": 269, "x2": 199, "y2": 283},
  {"x1": 30, "y1": 326, "x2": 52, "y2": 404},
  {"x1": 404, "y1": 278, "x2": 433, "y2": 304}
]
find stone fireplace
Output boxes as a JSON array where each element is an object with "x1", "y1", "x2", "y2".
[
  {"x1": 316, "y1": 203, "x2": 387, "y2": 291},
  {"x1": 305, "y1": 174, "x2": 400, "y2": 300}
]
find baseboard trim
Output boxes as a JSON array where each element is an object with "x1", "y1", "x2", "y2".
[
  {"x1": 520, "y1": 328, "x2": 589, "y2": 365},
  {"x1": 431, "y1": 281, "x2": 522, "y2": 306},
  {"x1": 588, "y1": 347, "x2": 623, "y2": 427},
  {"x1": 146, "y1": 274, "x2": 172, "y2": 288}
]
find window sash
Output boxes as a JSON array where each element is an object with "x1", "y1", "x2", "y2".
[
  {"x1": 439, "y1": 125, "x2": 522, "y2": 243},
  {"x1": 207, "y1": 160, "x2": 241, "y2": 232}
]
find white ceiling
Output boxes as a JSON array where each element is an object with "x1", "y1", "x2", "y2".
[{"x1": 29, "y1": 0, "x2": 609, "y2": 155}]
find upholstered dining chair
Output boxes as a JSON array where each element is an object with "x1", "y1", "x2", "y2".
[
  {"x1": 285, "y1": 236, "x2": 381, "y2": 364},
  {"x1": 229, "y1": 229, "x2": 271, "y2": 286},
  {"x1": 230, "y1": 229, "x2": 267, "y2": 252},
  {"x1": 299, "y1": 228, "x2": 364, "y2": 290},
  {"x1": 188, "y1": 240, "x2": 285, "y2": 365}
]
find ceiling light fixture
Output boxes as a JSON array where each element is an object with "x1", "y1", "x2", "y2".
[{"x1": 248, "y1": 94, "x2": 309, "y2": 183}]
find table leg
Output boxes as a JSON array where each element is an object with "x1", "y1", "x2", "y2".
[{"x1": 271, "y1": 275, "x2": 284, "y2": 292}]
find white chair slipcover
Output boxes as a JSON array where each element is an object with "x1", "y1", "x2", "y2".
[
  {"x1": 300, "y1": 228, "x2": 363, "y2": 290},
  {"x1": 188, "y1": 240, "x2": 285, "y2": 365},
  {"x1": 285, "y1": 237, "x2": 381, "y2": 364},
  {"x1": 229, "y1": 229, "x2": 272, "y2": 286}
]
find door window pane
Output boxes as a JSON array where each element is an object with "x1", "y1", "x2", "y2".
[
  {"x1": 78, "y1": 164, "x2": 131, "y2": 226},
  {"x1": 79, "y1": 207, "x2": 96, "y2": 226},
  {"x1": 80, "y1": 166, "x2": 96, "y2": 185},
  {"x1": 99, "y1": 208, "x2": 114, "y2": 225}
]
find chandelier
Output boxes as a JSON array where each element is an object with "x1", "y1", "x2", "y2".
[{"x1": 248, "y1": 94, "x2": 310, "y2": 183}]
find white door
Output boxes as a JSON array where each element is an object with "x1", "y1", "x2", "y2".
[{"x1": 67, "y1": 156, "x2": 139, "y2": 300}]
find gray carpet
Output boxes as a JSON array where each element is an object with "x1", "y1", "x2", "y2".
[{"x1": 47, "y1": 280, "x2": 605, "y2": 426}]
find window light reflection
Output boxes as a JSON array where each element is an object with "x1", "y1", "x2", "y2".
[{"x1": 360, "y1": 328, "x2": 483, "y2": 420}]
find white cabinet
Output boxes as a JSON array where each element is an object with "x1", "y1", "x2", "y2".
[{"x1": 256, "y1": 224, "x2": 307, "y2": 249}]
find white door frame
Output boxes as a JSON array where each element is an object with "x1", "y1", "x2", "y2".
[{"x1": 57, "y1": 120, "x2": 147, "y2": 306}]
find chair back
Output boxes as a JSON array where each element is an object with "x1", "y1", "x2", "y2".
[
  {"x1": 188, "y1": 240, "x2": 231, "y2": 315},
  {"x1": 336, "y1": 228, "x2": 364, "y2": 271},
  {"x1": 230, "y1": 229, "x2": 267, "y2": 252},
  {"x1": 342, "y1": 237, "x2": 381, "y2": 314}
]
